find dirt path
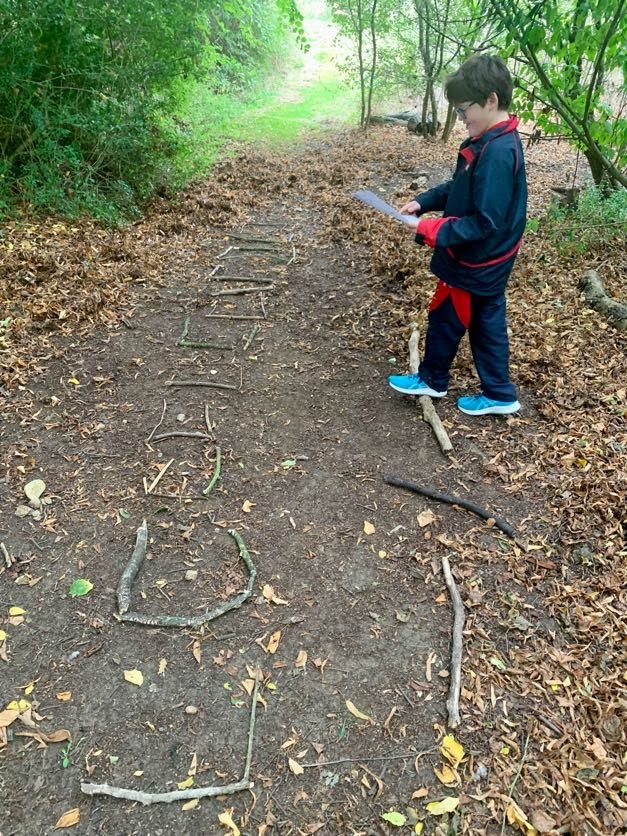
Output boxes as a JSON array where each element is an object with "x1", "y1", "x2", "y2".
[{"x1": 1, "y1": 128, "x2": 625, "y2": 835}]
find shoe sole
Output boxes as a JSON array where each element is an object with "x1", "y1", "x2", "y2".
[
  {"x1": 458, "y1": 401, "x2": 521, "y2": 415},
  {"x1": 389, "y1": 382, "x2": 447, "y2": 398}
]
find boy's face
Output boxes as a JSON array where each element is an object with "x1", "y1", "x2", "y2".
[{"x1": 454, "y1": 92, "x2": 504, "y2": 138}]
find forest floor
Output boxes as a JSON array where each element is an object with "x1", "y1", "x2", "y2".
[{"x1": 0, "y1": 125, "x2": 625, "y2": 836}]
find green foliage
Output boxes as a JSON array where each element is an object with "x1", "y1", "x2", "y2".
[
  {"x1": 490, "y1": 0, "x2": 627, "y2": 188},
  {"x1": 546, "y1": 184, "x2": 627, "y2": 254},
  {"x1": 0, "y1": 0, "x2": 296, "y2": 221}
]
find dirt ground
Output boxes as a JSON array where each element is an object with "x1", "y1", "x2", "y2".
[{"x1": 1, "y1": 126, "x2": 625, "y2": 836}]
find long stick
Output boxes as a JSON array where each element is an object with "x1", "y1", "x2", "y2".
[
  {"x1": 81, "y1": 669, "x2": 260, "y2": 804},
  {"x1": 165, "y1": 380, "x2": 237, "y2": 391},
  {"x1": 147, "y1": 400, "x2": 167, "y2": 443},
  {"x1": 177, "y1": 315, "x2": 232, "y2": 349},
  {"x1": 408, "y1": 324, "x2": 452, "y2": 455},
  {"x1": 211, "y1": 276, "x2": 273, "y2": 284},
  {"x1": 116, "y1": 520, "x2": 148, "y2": 616},
  {"x1": 204, "y1": 314, "x2": 264, "y2": 321},
  {"x1": 152, "y1": 432, "x2": 212, "y2": 442},
  {"x1": 441, "y1": 555, "x2": 465, "y2": 728},
  {"x1": 202, "y1": 446, "x2": 222, "y2": 497},
  {"x1": 209, "y1": 286, "x2": 274, "y2": 297},
  {"x1": 383, "y1": 475, "x2": 515, "y2": 538}
]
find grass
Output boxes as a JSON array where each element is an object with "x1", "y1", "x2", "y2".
[{"x1": 173, "y1": 4, "x2": 358, "y2": 181}]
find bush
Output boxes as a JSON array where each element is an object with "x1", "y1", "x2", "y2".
[{"x1": 546, "y1": 185, "x2": 627, "y2": 255}]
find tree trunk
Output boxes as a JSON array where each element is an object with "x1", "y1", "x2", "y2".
[{"x1": 442, "y1": 102, "x2": 456, "y2": 142}]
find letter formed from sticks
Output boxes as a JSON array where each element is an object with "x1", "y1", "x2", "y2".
[
  {"x1": 408, "y1": 324, "x2": 453, "y2": 456},
  {"x1": 115, "y1": 520, "x2": 256, "y2": 628}
]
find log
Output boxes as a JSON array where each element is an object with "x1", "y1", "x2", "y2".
[
  {"x1": 408, "y1": 325, "x2": 453, "y2": 455},
  {"x1": 579, "y1": 269, "x2": 627, "y2": 331}
]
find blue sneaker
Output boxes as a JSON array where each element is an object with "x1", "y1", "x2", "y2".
[
  {"x1": 457, "y1": 394, "x2": 520, "y2": 415},
  {"x1": 388, "y1": 374, "x2": 447, "y2": 398}
]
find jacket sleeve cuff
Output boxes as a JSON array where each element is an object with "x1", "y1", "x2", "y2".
[{"x1": 415, "y1": 217, "x2": 449, "y2": 248}]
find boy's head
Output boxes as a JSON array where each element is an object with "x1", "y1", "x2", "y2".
[{"x1": 445, "y1": 55, "x2": 513, "y2": 138}]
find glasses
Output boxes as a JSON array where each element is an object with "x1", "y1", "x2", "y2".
[{"x1": 454, "y1": 102, "x2": 477, "y2": 119}]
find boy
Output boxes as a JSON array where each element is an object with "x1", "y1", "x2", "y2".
[{"x1": 388, "y1": 54, "x2": 527, "y2": 415}]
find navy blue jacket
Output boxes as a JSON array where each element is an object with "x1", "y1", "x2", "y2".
[{"x1": 414, "y1": 116, "x2": 527, "y2": 296}]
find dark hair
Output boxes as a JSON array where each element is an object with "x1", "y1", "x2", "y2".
[{"x1": 445, "y1": 54, "x2": 513, "y2": 109}]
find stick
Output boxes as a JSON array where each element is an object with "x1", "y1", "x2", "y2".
[
  {"x1": 211, "y1": 275, "x2": 273, "y2": 284},
  {"x1": 260, "y1": 293, "x2": 267, "y2": 319},
  {"x1": 116, "y1": 527, "x2": 256, "y2": 628},
  {"x1": 226, "y1": 233, "x2": 280, "y2": 244},
  {"x1": 116, "y1": 520, "x2": 148, "y2": 616},
  {"x1": 81, "y1": 670, "x2": 260, "y2": 804},
  {"x1": 383, "y1": 475, "x2": 515, "y2": 538},
  {"x1": 217, "y1": 245, "x2": 234, "y2": 258},
  {"x1": 147, "y1": 400, "x2": 167, "y2": 443},
  {"x1": 165, "y1": 380, "x2": 237, "y2": 391},
  {"x1": 204, "y1": 313, "x2": 264, "y2": 321},
  {"x1": 177, "y1": 316, "x2": 232, "y2": 350},
  {"x1": 208, "y1": 287, "x2": 274, "y2": 297},
  {"x1": 152, "y1": 432, "x2": 212, "y2": 442},
  {"x1": 0, "y1": 542, "x2": 12, "y2": 568},
  {"x1": 243, "y1": 324, "x2": 259, "y2": 351},
  {"x1": 146, "y1": 459, "x2": 174, "y2": 494},
  {"x1": 202, "y1": 446, "x2": 221, "y2": 497},
  {"x1": 204, "y1": 405, "x2": 214, "y2": 440},
  {"x1": 408, "y1": 324, "x2": 453, "y2": 455},
  {"x1": 300, "y1": 753, "x2": 419, "y2": 769},
  {"x1": 441, "y1": 555, "x2": 465, "y2": 728}
]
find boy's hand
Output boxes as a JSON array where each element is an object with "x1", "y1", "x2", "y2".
[{"x1": 399, "y1": 200, "x2": 421, "y2": 215}]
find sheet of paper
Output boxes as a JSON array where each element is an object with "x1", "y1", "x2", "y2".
[{"x1": 352, "y1": 189, "x2": 418, "y2": 226}]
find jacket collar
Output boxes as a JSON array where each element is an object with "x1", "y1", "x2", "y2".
[{"x1": 462, "y1": 115, "x2": 519, "y2": 149}]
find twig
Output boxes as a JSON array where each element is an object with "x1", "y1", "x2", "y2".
[
  {"x1": 146, "y1": 458, "x2": 174, "y2": 494},
  {"x1": 116, "y1": 526, "x2": 256, "y2": 628},
  {"x1": 260, "y1": 293, "x2": 267, "y2": 319},
  {"x1": 300, "y1": 752, "x2": 427, "y2": 769},
  {"x1": 211, "y1": 275, "x2": 273, "y2": 284},
  {"x1": 286, "y1": 244, "x2": 296, "y2": 266},
  {"x1": 152, "y1": 431, "x2": 212, "y2": 442},
  {"x1": 441, "y1": 555, "x2": 465, "y2": 728},
  {"x1": 500, "y1": 731, "x2": 531, "y2": 835},
  {"x1": 81, "y1": 669, "x2": 260, "y2": 804},
  {"x1": 243, "y1": 324, "x2": 260, "y2": 351},
  {"x1": 116, "y1": 520, "x2": 148, "y2": 616},
  {"x1": 204, "y1": 313, "x2": 264, "y2": 321},
  {"x1": 177, "y1": 316, "x2": 232, "y2": 349},
  {"x1": 226, "y1": 233, "x2": 280, "y2": 245},
  {"x1": 202, "y1": 446, "x2": 222, "y2": 497},
  {"x1": 217, "y1": 245, "x2": 233, "y2": 258},
  {"x1": 408, "y1": 324, "x2": 453, "y2": 455},
  {"x1": 204, "y1": 405, "x2": 214, "y2": 439},
  {"x1": 209, "y1": 286, "x2": 274, "y2": 297},
  {"x1": 165, "y1": 380, "x2": 237, "y2": 391},
  {"x1": 383, "y1": 476, "x2": 515, "y2": 538},
  {"x1": 0, "y1": 542, "x2": 13, "y2": 568},
  {"x1": 147, "y1": 400, "x2": 167, "y2": 443}
]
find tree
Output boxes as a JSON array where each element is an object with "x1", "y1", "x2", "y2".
[{"x1": 487, "y1": 0, "x2": 627, "y2": 188}]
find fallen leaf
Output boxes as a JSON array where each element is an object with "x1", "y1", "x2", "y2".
[
  {"x1": 417, "y1": 509, "x2": 436, "y2": 527},
  {"x1": 262, "y1": 584, "x2": 289, "y2": 606},
  {"x1": 54, "y1": 808, "x2": 80, "y2": 829},
  {"x1": 345, "y1": 699, "x2": 374, "y2": 724},
  {"x1": 134, "y1": 770, "x2": 144, "y2": 777},
  {"x1": 177, "y1": 775, "x2": 194, "y2": 790},
  {"x1": 295, "y1": 650, "x2": 308, "y2": 668},
  {"x1": 8, "y1": 606, "x2": 25, "y2": 617},
  {"x1": 192, "y1": 639, "x2": 202, "y2": 664},
  {"x1": 218, "y1": 809, "x2": 240, "y2": 835},
  {"x1": 412, "y1": 787, "x2": 429, "y2": 799},
  {"x1": 158, "y1": 658, "x2": 167, "y2": 675},
  {"x1": 24, "y1": 479, "x2": 46, "y2": 504},
  {"x1": 363, "y1": 520, "x2": 375, "y2": 535},
  {"x1": 426, "y1": 797, "x2": 459, "y2": 815},
  {"x1": 182, "y1": 798, "x2": 199, "y2": 811},
  {"x1": 381, "y1": 811, "x2": 406, "y2": 826},
  {"x1": 266, "y1": 630, "x2": 281, "y2": 654},
  {"x1": 288, "y1": 757, "x2": 304, "y2": 775},
  {"x1": 56, "y1": 691, "x2": 72, "y2": 701},
  {"x1": 242, "y1": 500, "x2": 255, "y2": 513},
  {"x1": 123, "y1": 669, "x2": 144, "y2": 686},
  {"x1": 6, "y1": 699, "x2": 30, "y2": 712},
  {"x1": 69, "y1": 578, "x2": 93, "y2": 598},
  {"x1": 506, "y1": 800, "x2": 538, "y2": 835},
  {"x1": 529, "y1": 808, "x2": 557, "y2": 833},
  {"x1": 441, "y1": 735, "x2": 464, "y2": 768},
  {"x1": 188, "y1": 753, "x2": 198, "y2": 776},
  {"x1": 434, "y1": 764, "x2": 459, "y2": 785},
  {"x1": 0, "y1": 629, "x2": 6, "y2": 642},
  {"x1": 415, "y1": 825, "x2": 424, "y2": 835}
]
